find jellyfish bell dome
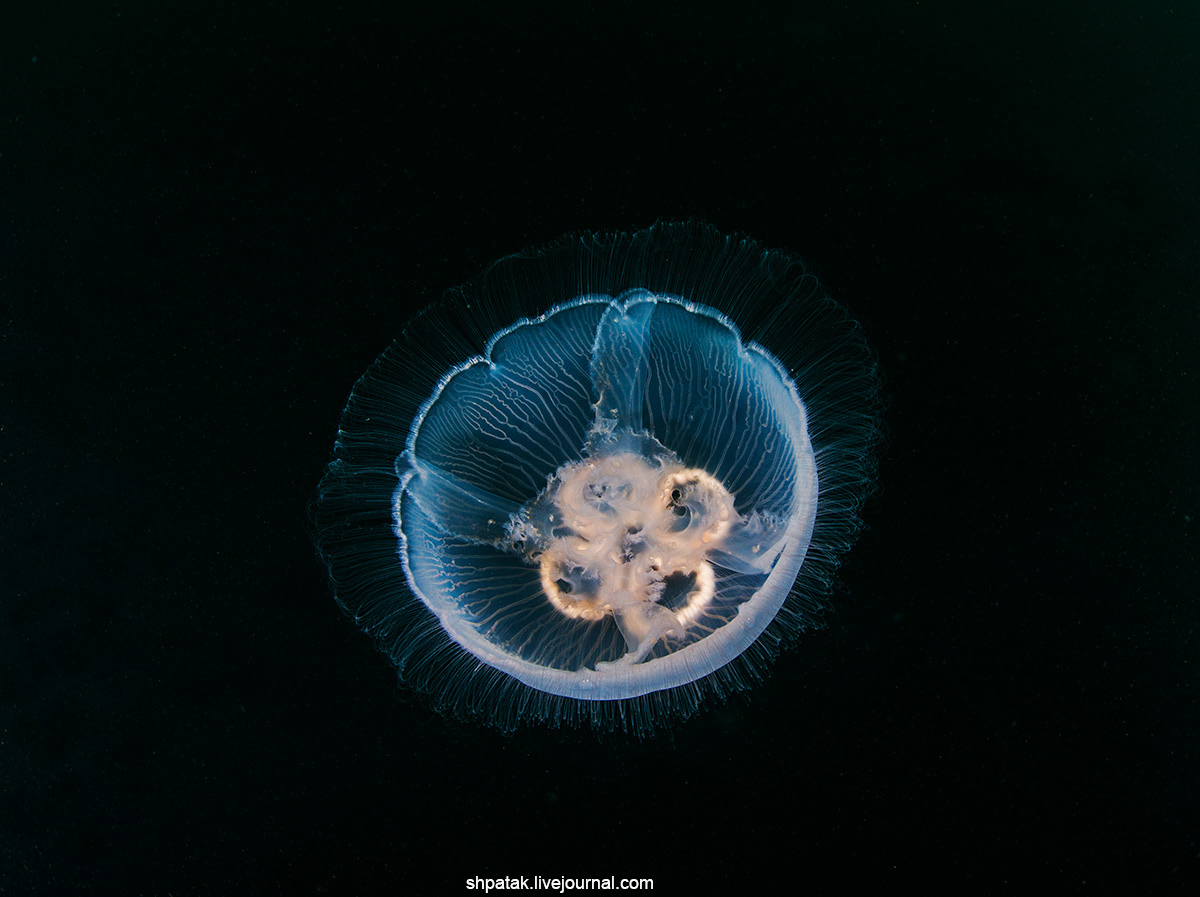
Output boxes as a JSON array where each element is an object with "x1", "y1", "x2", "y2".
[{"x1": 315, "y1": 221, "x2": 880, "y2": 734}]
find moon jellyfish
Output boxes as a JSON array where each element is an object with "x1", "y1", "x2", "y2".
[{"x1": 314, "y1": 221, "x2": 880, "y2": 734}]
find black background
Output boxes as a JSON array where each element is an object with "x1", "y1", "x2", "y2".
[{"x1": 3, "y1": 0, "x2": 1197, "y2": 893}]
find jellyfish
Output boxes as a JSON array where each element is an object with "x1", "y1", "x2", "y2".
[{"x1": 314, "y1": 221, "x2": 880, "y2": 734}]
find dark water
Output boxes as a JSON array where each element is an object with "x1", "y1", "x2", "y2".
[{"x1": 3, "y1": 1, "x2": 1196, "y2": 892}]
